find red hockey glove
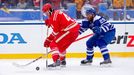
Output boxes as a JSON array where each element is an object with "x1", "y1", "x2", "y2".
[
  {"x1": 44, "y1": 32, "x2": 56, "y2": 47},
  {"x1": 45, "y1": 19, "x2": 51, "y2": 28},
  {"x1": 44, "y1": 39, "x2": 51, "y2": 47}
]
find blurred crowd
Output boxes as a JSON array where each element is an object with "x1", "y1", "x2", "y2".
[
  {"x1": 0, "y1": 0, "x2": 134, "y2": 9},
  {"x1": 0, "y1": 0, "x2": 134, "y2": 19},
  {"x1": 0, "y1": 0, "x2": 41, "y2": 9}
]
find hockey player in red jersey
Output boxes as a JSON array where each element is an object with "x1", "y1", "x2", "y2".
[{"x1": 42, "y1": 3, "x2": 80, "y2": 67}]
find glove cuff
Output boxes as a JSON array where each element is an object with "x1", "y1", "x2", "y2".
[{"x1": 46, "y1": 38, "x2": 52, "y2": 42}]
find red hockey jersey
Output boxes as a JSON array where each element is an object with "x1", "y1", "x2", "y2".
[
  {"x1": 46, "y1": 10, "x2": 79, "y2": 33},
  {"x1": 45, "y1": 10, "x2": 80, "y2": 41}
]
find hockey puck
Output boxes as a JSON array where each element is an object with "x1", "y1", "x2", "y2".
[{"x1": 36, "y1": 66, "x2": 40, "y2": 71}]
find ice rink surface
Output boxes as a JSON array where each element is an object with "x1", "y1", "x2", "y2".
[{"x1": 0, "y1": 58, "x2": 134, "y2": 75}]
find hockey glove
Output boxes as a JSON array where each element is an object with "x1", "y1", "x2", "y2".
[
  {"x1": 82, "y1": 21, "x2": 90, "y2": 28},
  {"x1": 92, "y1": 26, "x2": 102, "y2": 34},
  {"x1": 45, "y1": 19, "x2": 51, "y2": 28},
  {"x1": 44, "y1": 32, "x2": 56, "y2": 47},
  {"x1": 44, "y1": 39, "x2": 51, "y2": 47},
  {"x1": 79, "y1": 27, "x2": 88, "y2": 35}
]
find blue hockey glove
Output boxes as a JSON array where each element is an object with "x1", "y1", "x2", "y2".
[
  {"x1": 82, "y1": 21, "x2": 90, "y2": 28},
  {"x1": 79, "y1": 27, "x2": 88, "y2": 35}
]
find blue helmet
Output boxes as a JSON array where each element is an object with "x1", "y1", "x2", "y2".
[
  {"x1": 86, "y1": 8, "x2": 96, "y2": 15},
  {"x1": 81, "y1": 4, "x2": 96, "y2": 17}
]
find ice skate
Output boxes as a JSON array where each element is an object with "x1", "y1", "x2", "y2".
[
  {"x1": 60, "y1": 60, "x2": 66, "y2": 67},
  {"x1": 81, "y1": 59, "x2": 92, "y2": 65},
  {"x1": 47, "y1": 60, "x2": 60, "y2": 68},
  {"x1": 100, "y1": 59, "x2": 112, "y2": 66}
]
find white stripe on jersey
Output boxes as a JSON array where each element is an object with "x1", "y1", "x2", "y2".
[
  {"x1": 53, "y1": 10, "x2": 59, "y2": 21},
  {"x1": 105, "y1": 26, "x2": 109, "y2": 31},
  {"x1": 93, "y1": 15, "x2": 101, "y2": 22},
  {"x1": 52, "y1": 31, "x2": 58, "y2": 36},
  {"x1": 63, "y1": 22, "x2": 78, "y2": 31},
  {"x1": 101, "y1": 26, "x2": 107, "y2": 32},
  {"x1": 56, "y1": 31, "x2": 70, "y2": 43}
]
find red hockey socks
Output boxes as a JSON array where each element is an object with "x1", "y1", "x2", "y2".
[{"x1": 52, "y1": 53, "x2": 59, "y2": 62}]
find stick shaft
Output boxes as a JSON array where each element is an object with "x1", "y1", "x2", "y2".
[{"x1": 46, "y1": 28, "x2": 49, "y2": 68}]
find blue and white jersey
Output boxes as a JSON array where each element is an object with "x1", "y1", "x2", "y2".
[{"x1": 79, "y1": 15, "x2": 115, "y2": 34}]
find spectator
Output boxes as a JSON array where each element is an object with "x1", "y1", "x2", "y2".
[
  {"x1": 126, "y1": 0, "x2": 133, "y2": 9},
  {"x1": 33, "y1": 0, "x2": 40, "y2": 9},
  {"x1": 89, "y1": 0, "x2": 103, "y2": 8},
  {"x1": 8, "y1": 0, "x2": 17, "y2": 8},
  {"x1": 1, "y1": 1, "x2": 10, "y2": 8},
  {"x1": 133, "y1": 0, "x2": 134, "y2": 9},
  {"x1": 113, "y1": 0, "x2": 124, "y2": 9},
  {"x1": 0, "y1": 0, "x2": 2, "y2": 8},
  {"x1": 74, "y1": 0, "x2": 85, "y2": 19},
  {"x1": 61, "y1": 0, "x2": 73, "y2": 9},
  {"x1": 50, "y1": 0, "x2": 61, "y2": 10},
  {"x1": 1, "y1": 0, "x2": 5, "y2": 3},
  {"x1": 0, "y1": 2, "x2": 10, "y2": 13},
  {"x1": 43, "y1": 0, "x2": 51, "y2": 4},
  {"x1": 103, "y1": 0, "x2": 112, "y2": 8},
  {"x1": 113, "y1": 11, "x2": 119, "y2": 20},
  {"x1": 26, "y1": 0, "x2": 34, "y2": 9},
  {"x1": 17, "y1": 0, "x2": 27, "y2": 9}
]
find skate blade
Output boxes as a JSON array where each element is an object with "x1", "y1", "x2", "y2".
[
  {"x1": 80, "y1": 63, "x2": 92, "y2": 66},
  {"x1": 100, "y1": 63, "x2": 112, "y2": 67},
  {"x1": 60, "y1": 65, "x2": 66, "y2": 68},
  {"x1": 47, "y1": 66, "x2": 61, "y2": 70}
]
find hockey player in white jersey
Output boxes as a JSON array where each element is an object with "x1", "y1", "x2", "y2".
[{"x1": 79, "y1": 5, "x2": 116, "y2": 65}]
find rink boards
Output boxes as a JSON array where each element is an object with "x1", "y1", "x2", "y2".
[{"x1": 0, "y1": 21, "x2": 134, "y2": 59}]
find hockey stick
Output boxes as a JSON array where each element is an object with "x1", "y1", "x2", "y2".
[
  {"x1": 13, "y1": 28, "x2": 50, "y2": 68},
  {"x1": 12, "y1": 50, "x2": 53, "y2": 68},
  {"x1": 74, "y1": 33, "x2": 93, "y2": 42},
  {"x1": 46, "y1": 28, "x2": 49, "y2": 68}
]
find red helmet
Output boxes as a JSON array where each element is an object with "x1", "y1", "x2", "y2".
[{"x1": 42, "y1": 3, "x2": 52, "y2": 13}]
